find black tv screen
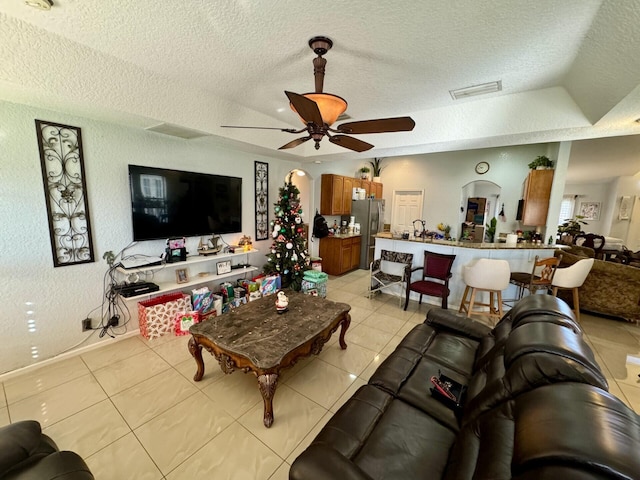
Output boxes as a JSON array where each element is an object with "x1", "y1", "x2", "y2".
[{"x1": 128, "y1": 165, "x2": 242, "y2": 241}]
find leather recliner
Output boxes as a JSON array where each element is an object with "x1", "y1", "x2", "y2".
[{"x1": 0, "y1": 420, "x2": 94, "y2": 479}]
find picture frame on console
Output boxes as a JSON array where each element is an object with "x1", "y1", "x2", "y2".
[
  {"x1": 216, "y1": 260, "x2": 232, "y2": 275},
  {"x1": 175, "y1": 268, "x2": 189, "y2": 284}
]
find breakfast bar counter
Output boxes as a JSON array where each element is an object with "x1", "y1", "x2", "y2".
[{"x1": 374, "y1": 234, "x2": 557, "y2": 309}]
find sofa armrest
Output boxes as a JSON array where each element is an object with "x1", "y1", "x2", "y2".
[
  {"x1": 0, "y1": 421, "x2": 50, "y2": 474},
  {"x1": 9, "y1": 451, "x2": 94, "y2": 479},
  {"x1": 426, "y1": 309, "x2": 491, "y2": 340},
  {"x1": 290, "y1": 444, "x2": 374, "y2": 480}
]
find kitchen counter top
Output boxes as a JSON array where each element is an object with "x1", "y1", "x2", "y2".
[
  {"x1": 375, "y1": 233, "x2": 555, "y2": 250},
  {"x1": 326, "y1": 233, "x2": 362, "y2": 239},
  {"x1": 375, "y1": 235, "x2": 559, "y2": 310}
]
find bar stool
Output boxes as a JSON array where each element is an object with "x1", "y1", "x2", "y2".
[
  {"x1": 459, "y1": 258, "x2": 511, "y2": 324},
  {"x1": 550, "y1": 258, "x2": 594, "y2": 322}
]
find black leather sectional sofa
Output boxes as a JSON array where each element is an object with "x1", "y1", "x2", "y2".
[
  {"x1": 290, "y1": 295, "x2": 640, "y2": 480},
  {"x1": 0, "y1": 420, "x2": 93, "y2": 479}
]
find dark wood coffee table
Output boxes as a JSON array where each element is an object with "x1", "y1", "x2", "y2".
[{"x1": 188, "y1": 291, "x2": 351, "y2": 427}]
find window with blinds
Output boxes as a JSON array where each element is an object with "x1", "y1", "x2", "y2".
[{"x1": 558, "y1": 195, "x2": 575, "y2": 224}]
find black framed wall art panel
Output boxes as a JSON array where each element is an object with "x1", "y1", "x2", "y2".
[
  {"x1": 35, "y1": 120, "x2": 95, "y2": 267},
  {"x1": 255, "y1": 161, "x2": 269, "y2": 240}
]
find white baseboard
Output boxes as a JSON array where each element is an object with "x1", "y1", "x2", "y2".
[{"x1": 0, "y1": 330, "x2": 140, "y2": 383}]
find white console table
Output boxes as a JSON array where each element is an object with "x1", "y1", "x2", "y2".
[{"x1": 115, "y1": 249, "x2": 259, "y2": 300}]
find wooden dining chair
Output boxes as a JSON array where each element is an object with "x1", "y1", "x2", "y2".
[
  {"x1": 508, "y1": 254, "x2": 562, "y2": 300},
  {"x1": 573, "y1": 234, "x2": 606, "y2": 257},
  {"x1": 404, "y1": 250, "x2": 456, "y2": 310}
]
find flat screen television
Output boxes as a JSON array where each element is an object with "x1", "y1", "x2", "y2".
[{"x1": 128, "y1": 165, "x2": 242, "y2": 241}]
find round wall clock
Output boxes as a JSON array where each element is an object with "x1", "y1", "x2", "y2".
[{"x1": 475, "y1": 161, "x2": 490, "y2": 174}]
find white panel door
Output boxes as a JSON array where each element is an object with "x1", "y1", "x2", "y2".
[{"x1": 392, "y1": 190, "x2": 424, "y2": 235}]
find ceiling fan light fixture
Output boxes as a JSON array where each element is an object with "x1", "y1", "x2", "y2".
[{"x1": 290, "y1": 93, "x2": 347, "y2": 126}]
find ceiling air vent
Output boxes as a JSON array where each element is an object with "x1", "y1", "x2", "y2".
[
  {"x1": 450, "y1": 81, "x2": 502, "y2": 100},
  {"x1": 145, "y1": 123, "x2": 210, "y2": 140},
  {"x1": 337, "y1": 113, "x2": 352, "y2": 121}
]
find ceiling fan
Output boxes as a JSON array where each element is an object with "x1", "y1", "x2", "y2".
[{"x1": 222, "y1": 36, "x2": 416, "y2": 152}]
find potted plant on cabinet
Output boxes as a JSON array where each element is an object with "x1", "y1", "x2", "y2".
[
  {"x1": 369, "y1": 158, "x2": 385, "y2": 182},
  {"x1": 359, "y1": 166, "x2": 370, "y2": 180},
  {"x1": 557, "y1": 215, "x2": 588, "y2": 244},
  {"x1": 528, "y1": 155, "x2": 554, "y2": 170}
]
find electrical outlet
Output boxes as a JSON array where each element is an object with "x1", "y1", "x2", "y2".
[{"x1": 82, "y1": 318, "x2": 91, "y2": 332}]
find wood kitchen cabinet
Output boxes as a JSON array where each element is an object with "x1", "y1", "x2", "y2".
[
  {"x1": 321, "y1": 174, "x2": 384, "y2": 215},
  {"x1": 342, "y1": 176, "x2": 354, "y2": 214},
  {"x1": 521, "y1": 169, "x2": 554, "y2": 226},
  {"x1": 320, "y1": 174, "x2": 344, "y2": 215},
  {"x1": 319, "y1": 235, "x2": 362, "y2": 275},
  {"x1": 361, "y1": 180, "x2": 371, "y2": 198},
  {"x1": 372, "y1": 181, "x2": 383, "y2": 199}
]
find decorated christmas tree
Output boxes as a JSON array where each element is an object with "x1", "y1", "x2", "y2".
[{"x1": 263, "y1": 178, "x2": 310, "y2": 290}]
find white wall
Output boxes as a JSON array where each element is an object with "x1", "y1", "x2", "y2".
[
  {"x1": 373, "y1": 145, "x2": 548, "y2": 240},
  {"x1": 0, "y1": 100, "x2": 297, "y2": 374},
  {"x1": 562, "y1": 181, "x2": 615, "y2": 235},
  {"x1": 609, "y1": 173, "x2": 640, "y2": 246},
  {"x1": 304, "y1": 144, "x2": 552, "y2": 252}
]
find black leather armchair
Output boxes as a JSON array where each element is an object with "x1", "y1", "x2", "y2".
[{"x1": 0, "y1": 420, "x2": 93, "y2": 479}]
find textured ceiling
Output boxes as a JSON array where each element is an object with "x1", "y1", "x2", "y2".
[{"x1": 1, "y1": 0, "x2": 640, "y2": 182}]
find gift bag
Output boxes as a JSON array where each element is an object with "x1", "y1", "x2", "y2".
[
  {"x1": 174, "y1": 311, "x2": 200, "y2": 336},
  {"x1": 192, "y1": 287, "x2": 223, "y2": 316},
  {"x1": 138, "y1": 293, "x2": 192, "y2": 339},
  {"x1": 260, "y1": 274, "x2": 281, "y2": 296}
]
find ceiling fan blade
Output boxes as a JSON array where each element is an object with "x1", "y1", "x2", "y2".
[
  {"x1": 336, "y1": 116, "x2": 415, "y2": 134},
  {"x1": 221, "y1": 125, "x2": 300, "y2": 133},
  {"x1": 278, "y1": 136, "x2": 312, "y2": 150},
  {"x1": 285, "y1": 91, "x2": 324, "y2": 126},
  {"x1": 329, "y1": 135, "x2": 374, "y2": 152}
]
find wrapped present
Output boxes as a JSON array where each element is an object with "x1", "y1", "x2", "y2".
[
  {"x1": 220, "y1": 282, "x2": 235, "y2": 302},
  {"x1": 241, "y1": 280, "x2": 259, "y2": 293},
  {"x1": 248, "y1": 291, "x2": 262, "y2": 302},
  {"x1": 191, "y1": 287, "x2": 219, "y2": 315},
  {"x1": 303, "y1": 270, "x2": 329, "y2": 282},
  {"x1": 232, "y1": 297, "x2": 247, "y2": 308},
  {"x1": 174, "y1": 311, "x2": 200, "y2": 336},
  {"x1": 138, "y1": 293, "x2": 192, "y2": 339},
  {"x1": 302, "y1": 270, "x2": 328, "y2": 298},
  {"x1": 260, "y1": 274, "x2": 281, "y2": 296}
]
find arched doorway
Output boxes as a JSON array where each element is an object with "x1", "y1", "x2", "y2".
[{"x1": 287, "y1": 169, "x2": 313, "y2": 248}]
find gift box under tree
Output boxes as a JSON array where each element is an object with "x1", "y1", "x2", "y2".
[{"x1": 301, "y1": 271, "x2": 328, "y2": 297}]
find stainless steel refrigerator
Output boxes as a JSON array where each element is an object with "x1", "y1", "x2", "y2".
[{"x1": 351, "y1": 199, "x2": 384, "y2": 269}]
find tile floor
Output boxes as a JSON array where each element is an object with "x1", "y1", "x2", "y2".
[{"x1": 1, "y1": 269, "x2": 639, "y2": 479}]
